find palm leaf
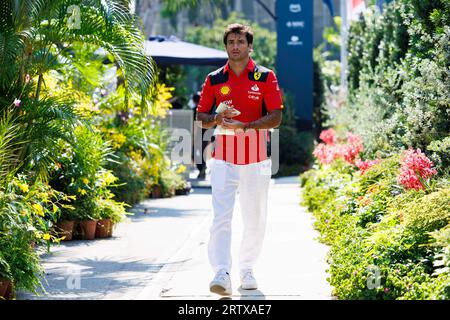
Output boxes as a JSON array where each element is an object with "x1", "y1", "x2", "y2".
[
  {"x1": 16, "y1": 96, "x2": 81, "y2": 181},
  {"x1": 0, "y1": 110, "x2": 24, "y2": 182}
]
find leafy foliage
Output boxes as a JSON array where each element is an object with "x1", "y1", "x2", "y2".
[
  {"x1": 301, "y1": 156, "x2": 450, "y2": 299},
  {"x1": 326, "y1": 1, "x2": 450, "y2": 161}
]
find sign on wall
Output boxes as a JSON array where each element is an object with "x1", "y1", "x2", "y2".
[{"x1": 276, "y1": 0, "x2": 313, "y2": 131}]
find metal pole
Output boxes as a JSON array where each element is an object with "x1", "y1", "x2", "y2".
[{"x1": 340, "y1": 0, "x2": 348, "y2": 88}]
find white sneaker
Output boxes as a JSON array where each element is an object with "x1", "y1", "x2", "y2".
[
  {"x1": 240, "y1": 269, "x2": 258, "y2": 290},
  {"x1": 209, "y1": 269, "x2": 232, "y2": 296}
]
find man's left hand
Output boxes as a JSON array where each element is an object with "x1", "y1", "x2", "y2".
[{"x1": 221, "y1": 118, "x2": 246, "y2": 132}]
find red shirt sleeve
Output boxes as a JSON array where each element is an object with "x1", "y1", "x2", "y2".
[
  {"x1": 264, "y1": 71, "x2": 283, "y2": 111},
  {"x1": 197, "y1": 75, "x2": 215, "y2": 113}
]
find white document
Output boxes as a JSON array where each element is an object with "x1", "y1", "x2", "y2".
[{"x1": 214, "y1": 103, "x2": 241, "y2": 136}]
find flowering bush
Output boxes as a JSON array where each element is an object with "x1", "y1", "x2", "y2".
[
  {"x1": 304, "y1": 0, "x2": 450, "y2": 300},
  {"x1": 301, "y1": 157, "x2": 450, "y2": 299},
  {"x1": 397, "y1": 148, "x2": 438, "y2": 191},
  {"x1": 0, "y1": 176, "x2": 73, "y2": 295},
  {"x1": 50, "y1": 126, "x2": 127, "y2": 222},
  {"x1": 313, "y1": 130, "x2": 365, "y2": 166}
]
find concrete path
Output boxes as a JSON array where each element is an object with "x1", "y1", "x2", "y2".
[{"x1": 16, "y1": 176, "x2": 333, "y2": 300}]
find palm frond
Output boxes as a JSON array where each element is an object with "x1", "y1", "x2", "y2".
[
  {"x1": 0, "y1": 110, "x2": 24, "y2": 182},
  {"x1": 16, "y1": 96, "x2": 82, "y2": 181}
]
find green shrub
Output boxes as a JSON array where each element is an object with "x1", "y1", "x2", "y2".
[
  {"x1": 306, "y1": 0, "x2": 450, "y2": 300},
  {"x1": 106, "y1": 153, "x2": 147, "y2": 205},
  {"x1": 301, "y1": 151, "x2": 449, "y2": 299},
  {"x1": 327, "y1": 1, "x2": 450, "y2": 159},
  {"x1": 399, "y1": 188, "x2": 450, "y2": 233},
  {"x1": 0, "y1": 231, "x2": 43, "y2": 295}
]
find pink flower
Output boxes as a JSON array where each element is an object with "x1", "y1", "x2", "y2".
[
  {"x1": 313, "y1": 143, "x2": 340, "y2": 165},
  {"x1": 313, "y1": 130, "x2": 364, "y2": 165},
  {"x1": 347, "y1": 132, "x2": 362, "y2": 146},
  {"x1": 339, "y1": 144, "x2": 363, "y2": 164},
  {"x1": 397, "y1": 148, "x2": 437, "y2": 190},
  {"x1": 14, "y1": 98, "x2": 21, "y2": 107},
  {"x1": 356, "y1": 159, "x2": 381, "y2": 175},
  {"x1": 25, "y1": 74, "x2": 30, "y2": 83},
  {"x1": 319, "y1": 128, "x2": 337, "y2": 145},
  {"x1": 313, "y1": 143, "x2": 332, "y2": 164},
  {"x1": 343, "y1": 132, "x2": 364, "y2": 164}
]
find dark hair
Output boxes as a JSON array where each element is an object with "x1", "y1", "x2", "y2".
[{"x1": 223, "y1": 23, "x2": 253, "y2": 46}]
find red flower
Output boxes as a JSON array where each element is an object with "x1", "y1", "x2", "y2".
[
  {"x1": 319, "y1": 128, "x2": 337, "y2": 145},
  {"x1": 313, "y1": 130, "x2": 364, "y2": 165},
  {"x1": 356, "y1": 159, "x2": 381, "y2": 175},
  {"x1": 397, "y1": 148, "x2": 437, "y2": 190}
]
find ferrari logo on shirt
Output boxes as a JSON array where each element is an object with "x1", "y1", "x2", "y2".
[
  {"x1": 254, "y1": 72, "x2": 262, "y2": 80},
  {"x1": 220, "y1": 85, "x2": 231, "y2": 96}
]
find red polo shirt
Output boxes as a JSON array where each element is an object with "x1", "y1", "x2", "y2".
[{"x1": 197, "y1": 58, "x2": 283, "y2": 165}]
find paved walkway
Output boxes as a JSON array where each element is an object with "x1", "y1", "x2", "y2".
[{"x1": 17, "y1": 176, "x2": 333, "y2": 300}]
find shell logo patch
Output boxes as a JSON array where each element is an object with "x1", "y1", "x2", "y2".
[
  {"x1": 254, "y1": 72, "x2": 262, "y2": 80},
  {"x1": 220, "y1": 85, "x2": 231, "y2": 96}
]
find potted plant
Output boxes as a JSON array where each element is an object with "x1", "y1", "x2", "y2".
[
  {"x1": 159, "y1": 168, "x2": 188, "y2": 198},
  {"x1": 95, "y1": 197, "x2": 112, "y2": 239},
  {"x1": 0, "y1": 229, "x2": 45, "y2": 298},
  {"x1": 75, "y1": 198, "x2": 101, "y2": 240},
  {"x1": 0, "y1": 254, "x2": 13, "y2": 300},
  {"x1": 55, "y1": 207, "x2": 77, "y2": 241},
  {"x1": 151, "y1": 184, "x2": 162, "y2": 198},
  {"x1": 95, "y1": 196, "x2": 129, "y2": 238}
]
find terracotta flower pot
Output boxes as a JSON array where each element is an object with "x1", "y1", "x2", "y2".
[
  {"x1": 57, "y1": 220, "x2": 75, "y2": 241},
  {"x1": 95, "y1": 219, "x2": 112, "y2": 238},
  {"x1": 79, "y1": 220, "x2": 97, "y2": 240},
  {"x1": 107, "y1": 222, "x2": 114, "y2": 237},
  {"x1": 4, "y1": 280, "x2": 12, "y2": 299},
  {"x1": 152, "y1": 185, "x2": 162, "y2": 198},
  {"x1": 0, "y1": 278, "x2": 11, "y2": 300}
]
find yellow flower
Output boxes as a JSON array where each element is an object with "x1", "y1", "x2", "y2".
[
  {"x1": 82, "y1": 178, "x2": 89, "y2": 184},
  {"x1": 39, "y1": 192, "x2": 49, "y2": 203},
  {"x1": 175, "y1": 165, "x2": 186, "y2": 174},
  {"x1": 32, "y1": 203, "x2": 44, "y2": 217},
  {"x1": 52, "y1": 204, "x2": 58, "y2": 213},
  {"x1": 20, "y1": 209, "x2": 28, "y2": 216},
  {"x1": 110, "y1": 133, "x2": 126, "y2": 149},
  {"x1": 100, "y1": 171, "x2": 118, "y2": 187},
  {"x1": 78, "y1": 188, "x2": 87, "y2": 196},
  {"x1": 18, "y1": 182, "x2": 29, "y2": 193},
  {"x1": 43, "y1": 234, "x2": 51, "y2": 241}
]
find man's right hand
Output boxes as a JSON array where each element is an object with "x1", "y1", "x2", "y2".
[{"x1": 216, "y1": 108, "x2": 239, "y2": 125}]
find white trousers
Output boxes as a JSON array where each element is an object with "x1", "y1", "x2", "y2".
[{"x1": 208, "y1": 158, "x2": 272, "y2": 273}]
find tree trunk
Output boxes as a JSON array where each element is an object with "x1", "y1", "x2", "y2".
[{"x1": 35, "y1": 73, "x2": 43, "y2": 101}]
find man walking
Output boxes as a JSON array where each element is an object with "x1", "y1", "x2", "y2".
[
  {"x1": 196, "y1": 23, "x2": 283, "y2": 296},
  {"x1": 191, "y1": 92, "x2": 211, "y2": 179}
]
